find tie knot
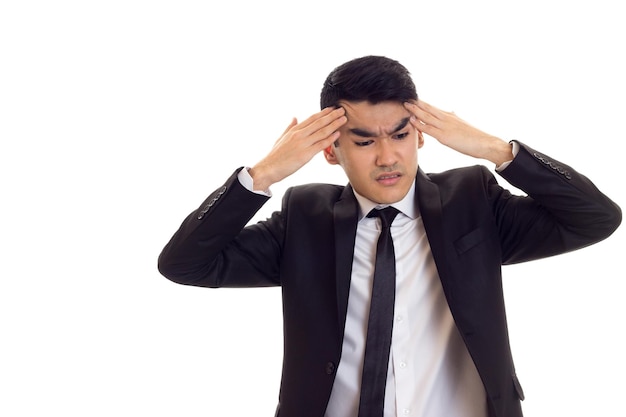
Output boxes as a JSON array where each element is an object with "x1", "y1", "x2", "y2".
[{"x1": 367, "y1": 206, "x2": 400, "y2": 229}]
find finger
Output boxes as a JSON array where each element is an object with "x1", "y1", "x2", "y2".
[
  {"x1": 404, "y1": 101, "x2": 426, "y2": 125},
  {"x1": 299, "y1": 107, "x2": 345, "y2": 131},
  {"x1": 299, "y1": 111, "x2": 346, "y2": 153},
  {"x1": 297, "y1": 107, "x2": 341, "y2": 130},
  {"x1": 406, "y1": 102, "x2": 441, "y2": 128},
  {"x1": 309, "y1": 114, "x2": 346, "y2": 147},
  {"x1": 417, "y1": 99, "x2": 453, "y2": 122},
  {"x1": 403, "y1": 101, "x2": 418, "y2": 116},
  {"x1": 299, "y1": 107, "x2": 346, "y2": 138},
  {"x1": 414, "y1": 121, "x2": 440, "y2": 138},
  {"x1": 408, "y1": 114, "x2": 421, "y2": 130},
  {"x1": 407, "y1": 111, "x2": 441, "y2": 138},
  {"x1": 311, "y1": 130, "x2": 341, "y2": 153}
]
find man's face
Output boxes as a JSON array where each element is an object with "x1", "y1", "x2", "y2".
[{"x1": 324, "y1": 100, "x2": 423, "y2": 204}]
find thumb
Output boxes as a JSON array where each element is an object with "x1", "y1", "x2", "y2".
[
  {"x1": 275, "y1": 117, "x2": 298, "y2": 145},
  {"x1": 283, "y1": 117, "x2": 298, "y2": 134}
]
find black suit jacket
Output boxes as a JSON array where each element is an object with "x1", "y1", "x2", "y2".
[{"x1": 158, "y1": 142, "x2": 621, "y2": 417}]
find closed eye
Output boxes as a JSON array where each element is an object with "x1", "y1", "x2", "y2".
[
  {"x1": 355, "y1": 140, "x2": 374, "y2": 147},
  {"x1": 393, "y1": 132, "x2": 409, "y2": 140}
]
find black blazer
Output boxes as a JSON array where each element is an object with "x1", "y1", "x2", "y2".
[{"x1": 158, "y1": 142, "x2": 621, "y2": 417}]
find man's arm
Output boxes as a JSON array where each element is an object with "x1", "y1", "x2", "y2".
[
  {"x1": 495, "y1": 142, "x2": 621, "y2": 263},
  {"x1": 157, "y1": 107, "x2": 347, "y2": 287},
  {"x1": 157, "y1": 168, "x2": 282, "y2": 287},
  {"x1": 406, "y1": 100, "x2": 621, "y2": 261}
]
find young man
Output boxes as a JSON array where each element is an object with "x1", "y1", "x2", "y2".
[{"x1": 158, "y1": 56, "x2": 621, "y2": 417}]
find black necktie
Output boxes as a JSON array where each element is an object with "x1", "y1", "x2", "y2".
[{"x1": 358, "y1": 206, "x2": 400, "y2": 417}]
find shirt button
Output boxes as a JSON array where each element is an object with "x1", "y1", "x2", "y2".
[
  {"x1": 400, "y1": 361, "x2": 407, "y2": 369},
  {"x1": 325, "y1": 362, "x2": 336, "y2": 375},
  {"x1": 395, "y1": 315, "x2": 403, "y2": 323},
  {"x1": 403, "y1": 408, "x2": 411, "y2": 415}
]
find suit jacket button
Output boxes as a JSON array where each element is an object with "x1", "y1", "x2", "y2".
[{"x1": 325, "y1": 362, "x2": 336, "y2": 375}]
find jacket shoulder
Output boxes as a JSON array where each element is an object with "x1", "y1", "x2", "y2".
[
  {"x1": 285, "y1": 183, "x2": 347, "y2": 203},
  {"x1": 424, "y1": 165, "x2": 495, "y2": 189},
  {"x1": 281, "y1": 183, "x2": 349, "y2": 219}
]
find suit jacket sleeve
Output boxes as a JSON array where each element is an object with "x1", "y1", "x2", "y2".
[
  {"x1": 495, "y1": 141, "x2": 621, "y2": 264},
  {"x1": 157, "y1": 167, "x2": 286, "y2": 287}
]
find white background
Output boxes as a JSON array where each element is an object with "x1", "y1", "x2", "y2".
[{"x1": 1, "y1": 1, "x2": 624, "y2": 416}]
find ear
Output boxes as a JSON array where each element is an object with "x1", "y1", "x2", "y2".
[
  {"x1": 324, "y1": 145, "x2": 340, "y2": 165},
  {"x1": 417, "y1": 131, "x2": 425, "y2": 149}
]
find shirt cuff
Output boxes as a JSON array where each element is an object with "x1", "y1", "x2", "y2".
[
  {"x1": 495, "y1": 141, "x2": 520, "y2": 172},
  {"x1": 238, "y1": 167, "x2": 272, "y2": 197}
]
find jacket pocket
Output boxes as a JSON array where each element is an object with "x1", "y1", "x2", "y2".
[{"x1": 454, "y1": 227, "x2": 487, "y2": 255}]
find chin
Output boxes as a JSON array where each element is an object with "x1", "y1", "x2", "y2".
[
  {"x1": 380, "y1": 185, "x2": 412, "y2": 204},
  {"x1": 374, "y1": 192, "x2": 405, "y2": 205}
]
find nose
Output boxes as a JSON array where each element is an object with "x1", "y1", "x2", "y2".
[{"x1": 375, "y1": 138, "x2": 397, "y2": 167}]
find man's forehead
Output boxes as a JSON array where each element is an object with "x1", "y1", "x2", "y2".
[
  {"x1": 338, "y1": 100, "x2": 411, "y2": 131},
  {"x1": 338, "y1": 99, "x2": 409, "y2": 115}
]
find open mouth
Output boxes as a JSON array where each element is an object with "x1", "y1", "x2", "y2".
[
  {"x1": 376, "y1": 173, "x2": 402, "y2": 185},
  {"x1": 378, "y1": 174, "x2": 400, "y2": 180}
]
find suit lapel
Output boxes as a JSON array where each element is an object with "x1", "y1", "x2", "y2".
[
  {"x1": 415, "y1": 169, "x2": 453, "y2": 294},
  {"x1": 333, "y1": 185, "x2": 359, "y2": 340}
]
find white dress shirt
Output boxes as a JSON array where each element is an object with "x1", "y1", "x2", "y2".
[{"x1": 323, "y1": 183, "x2": 487, "y2": 417}]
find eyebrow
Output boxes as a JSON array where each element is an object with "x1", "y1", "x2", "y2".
[{"x1": 349, "y1": 117, "x2": 411, "y2": 138}]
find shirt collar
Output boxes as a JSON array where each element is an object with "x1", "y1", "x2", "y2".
[{"x1": 352, "y1": 179, "x2": 419, "y2": 221}]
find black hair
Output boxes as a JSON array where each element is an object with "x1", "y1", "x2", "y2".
[{"x1": 320, "y1": 55, "x2": 418, "y2": 109}]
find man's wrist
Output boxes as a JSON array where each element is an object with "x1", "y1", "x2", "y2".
[
  {"x1": 238, "y1": 167, "x2": 272, "y2": 196},
  {"x1": 495, "y1": 141, "x2": 519, "y2": 171},
  {"x1": 247, "y1": 164, "x2": 275, "y2": 193},
  {"x1": 487, "y1": 138, "x2": 515, "y2": 167}
]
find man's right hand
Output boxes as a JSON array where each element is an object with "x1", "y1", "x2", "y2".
[{"x1": 248, "y1": 107, "x2": 347, "y2": 191}]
